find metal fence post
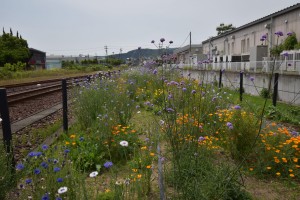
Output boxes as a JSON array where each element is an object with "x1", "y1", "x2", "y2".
[
  {"x1": 218, "y1": 69, "x2": 222, "y2": 88},
  {"x1": 0, "y1": 88, "x2": 12, "y2": 151},
  {"x1": 0, "y1": 88, "x2": 15, "y2": 171},
  {"x1": 240, "y1": 72, "x2": 243, "y2": 101},
  {"x1": 273, "y1": 73, "x2": 279, "y2": 106},
  {"x1": 62, "y1": 79, "x2": 68, "y2": 132}
]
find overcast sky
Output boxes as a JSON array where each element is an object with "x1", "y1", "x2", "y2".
[{"x1": 1, "y1": 0, "x2": 299, "y2": 56}]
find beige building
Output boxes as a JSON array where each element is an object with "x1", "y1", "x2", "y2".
[
  {"x1": 173, "y1": 44, "x2": 206, "y2": 67},
  {"x1": 202, "y1": 3, "x2": 300, "y2": 67}
]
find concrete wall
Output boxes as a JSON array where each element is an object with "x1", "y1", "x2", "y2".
[{"x1": 181, "y1": 69, "x2": 300, "y2": 105}]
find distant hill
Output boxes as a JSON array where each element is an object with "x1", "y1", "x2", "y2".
[{"x1": 113, "y1": 48, "x2": 176, "y2": 60}]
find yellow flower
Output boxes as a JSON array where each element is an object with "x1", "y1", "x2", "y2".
[
  {"x1": 65, "y1": 141, "x2": 70, "y2": 145},
  {"x1": 295, "y1": 165, "x2": 300, "y2": 168},
  {"x1": 276, "y1": 172, "x2": 281, "y2": 176},
  {"x1": 132, "y1": 169, "x2": 138, "y2": 172},
  {"x1": 289, "y1": 169, "x2": 293, "y2": 172},
  {"x1": 70, "y1": 134, "x2": 76, "y2": 138},
  {"x1": 282, "y1": 158, "x2": 287, "y2": 163},
  {"x1": 249, "y1": 168, "x2": 253, "y2": 171},
  {"x1": 137, "y1": 174, "x2": 142, "y2": 179},
  {"x1": 150, "y1": 153, "x2": 155, "y2": 156},
  {"x1": 289, "y1": 174, "x2": 295, "y2": 178},
  {"x1": 105, "y1": 189, "x2": 111, "y2": 193},
  {"x1": 275, "y1": 149, "x2": 280, "y2": 153},
  {"x1": 267, "y1": 167, "x2": 272, "y2": 170},
  {"x1": 72, "y1": 142, "x2": 76, "y2": 145}
]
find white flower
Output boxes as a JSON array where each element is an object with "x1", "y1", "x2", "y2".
[
  {"x1": 58, "y1": 186, "x2": 68, "y2": 194},
  {"x1": 115, "y1": 180, "x2": 122, "y2": 185},
  {"x1": 120, "y1": 140, "x2": 128, "y2": 147},
  {"x1": 0, "y1": 118, "x2": 2, "y2": 122},
  {"x1": 137, "y1": 111, "x2": 141, "y2": 114},
  {"x1": 159, "y1": 120, "x2": 165, "y2": 125},
  {"x1": 89, "y1": 171, "x2": 98, "y2": 178}
]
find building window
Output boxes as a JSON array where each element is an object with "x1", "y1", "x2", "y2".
[
  {"x1": 241, "y1": 39, "x2": 245, "y2": 53},
  {"x1": 247, "y1": 38, "x2": 250, "y2": 52}
]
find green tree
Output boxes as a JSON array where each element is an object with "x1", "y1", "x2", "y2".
[
  {"x1": 0, "y1": 30, "x2": 30, "y2": 66},
  {"x1": 216, "y1": 23, "x2": 236, "y2": 35}
]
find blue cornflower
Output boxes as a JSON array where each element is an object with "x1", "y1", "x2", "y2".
[
  {"x1": 57, "y1": 178, "x2": 63, "y2": 183},
  {"x1": 79, "y1": 137, "x2": 84, "y2": 141},
  {"x1": 16, "y1": 163, "x2": 25, "y2": 170},
  {"x1": 56, "y1": 198, "x2": 62, "y2": 200},
  {"x1": 42, "y1": 193, "x2": 50, "y2": 200},
  {"x1": 42, "y1": 144, "x2": 48, "y2": 150},
  {"x1": 54, "y1": 167, "x2": 61, "y2": 172},
  {"x1": 25, "y1": 179, "x2": 32, "y2": 184},
  {"x1": 104, "y1": 161, "x2": 113, "y2": 169},
  {"x1": 34, "y1": 168, "x2": 41, "y2": 175},
  {"x1": 41, "y1": 162, "x2": 48, "y2": 169},
  {"x1": 64, "y1": 149, "x2": 70, "y2": 154},
  {"x1": 53, "y1": 159, "x2": 59, "y2": 164}
]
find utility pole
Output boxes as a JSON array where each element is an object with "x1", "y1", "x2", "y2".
[
  {"x1": 119, "y1": 48, "x2": 122, "y2": 59},
  {"x1": 189, "y1": 31, "x2": 192, "y2": 67},
  {"x1": 104, "y1": 45, "x2": 108, "y2": 63}
]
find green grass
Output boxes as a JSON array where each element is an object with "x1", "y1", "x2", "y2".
[{"x1": 230, "y1": 90, "x2": 300, "y2": 126}]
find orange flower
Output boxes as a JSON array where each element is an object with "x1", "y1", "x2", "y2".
[
  {"x1": 146, "y1": 165, "x2": 151, "y2": 169},
  {"x1": 289, "y1": 169, "x2": 293, "y2": 172},
  {"x1": 150, "y1": 153, "x2": 155, "y2": 156},
  {"x1": 141, "y1": 146, "x2": 147, "y2": 150},
  {"x1": 249, "y1": 168, "x2": 254, "y2": 171},
  {"x1": 137, "y1": 174, "x2": 142, "y2": 179},
  {"x1": 289, "y1": 174, "x2": 295, "y2": 178},
  {"x1": 267, "y1": 167, "x2": 272, "y2": 170},
  {"x1": 65, "y1": 141, "x2": 70, "y2": 145},
  {"x1": 282, "y1": 158, "x2": 287, "y2": 163}
]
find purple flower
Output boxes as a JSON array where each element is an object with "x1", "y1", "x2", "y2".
[
  {"x1": 287, "y1": 32, "x2": 293, "y2": 36},
  {"x1": 283, "y1": 52, "x2": 289, "y2": 57},
  {"x1": 288, "y1": 63, "x2": 292, "y2": 66},
  {"x1": 151, "y1": 40, "x2": 155, "y2": 43},
  {"x1": 153, "y1": 69, "x2": 158, "y2": 74},
  {"x1": 166, "y1": 108, "x2": 174, "y2": 112},
  {"x1": 57, "y1": 178, "x2": 63, "y2": 183},
  {"x1": 212, "y1": 97, "x2": 217, "y2": 101},
  {"x1": 226, "y1": 122, "x2": 233, "y2": 129},
  {"x1": 56, "y1": 198, "x2": 62, "y2": 200},
  {"x1": 16, "y1": 163, "x2": 25, "y2": 170},
  {"x1": 250, "y1": 77, "x2": 255, "y2": 81},
  {"x1": 34, "y1": 168, "x2": 41, "y2": 175},
  {"x1": 64, "y1": 149, "x2": 70, "y2": 154},
  {"x1": 104, "y1": 161, "x2": 113, "y2": 169},
  {"x1": 54, "y1": 167, "x2": 61, "y2": 172},
  {"x1": 234, "y1": 105, "x2": 241, "y2": 110},
  {"x1": 169, "y1": 40, "x2": 173, "y2": 44},
  {"x1": 25, "y1": 179, "x2": 32, "y2": 184},
  {"x1": 191, "y1": 90, "x2": 196, "y2": 94},
  {"x1": 160, "y1": 38, "x2": 165, "y2": 43},
  {"x1": 198, "y1": 136, "x2": 205, "y2": 142},
  {"x1": 274, "y1": 31, "x2": 283, "y2": 36},
  {"x1": 182, "y1": 87, "x2": 187, "y2": 92},
  {"x1": 291, "y1": 131, "x2": 298, "y2": 137}
]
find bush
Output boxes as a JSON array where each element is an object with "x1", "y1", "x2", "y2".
[{"x1": 260, "y1": 88, "x2": 272, "y2": 99}]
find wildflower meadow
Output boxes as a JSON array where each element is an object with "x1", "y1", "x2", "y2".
[{"x1": 1, "y1": 36, "x2": 300, "y2": 200}]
